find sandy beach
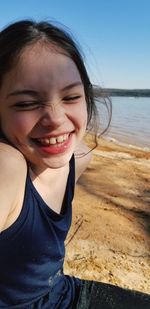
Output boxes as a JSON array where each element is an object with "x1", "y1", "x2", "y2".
[{"x1": 64, "y1": 135, "x2": 150, "y2": 294}]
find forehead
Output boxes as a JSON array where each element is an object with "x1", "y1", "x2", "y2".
[{"x1": 2, "y1": 43, "x2": 82, "y2": 92}]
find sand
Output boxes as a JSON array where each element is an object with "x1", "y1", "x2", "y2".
[{"x1": 64, "y1": 135, "x2": 150, "y2": 294}]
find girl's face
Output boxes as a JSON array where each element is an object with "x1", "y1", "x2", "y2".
[{"x1": 0, "y1": 43, "x2": 87, "y2": 171}]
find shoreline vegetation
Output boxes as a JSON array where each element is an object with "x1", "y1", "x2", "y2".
[
  {"x1": 65, "y1": 134, "x2": 150, "y2": 294},
  {"x1": 93, "y1": 87, "x2": 150, "y2": 97}
]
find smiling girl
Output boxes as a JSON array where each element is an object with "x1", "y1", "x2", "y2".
[{"x1": 0, "y1": 20, "x2": 149, "y2": 309}]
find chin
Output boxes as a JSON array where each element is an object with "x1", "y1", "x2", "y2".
[{"x1": 43, "y1": 152, "x2": 74, "y2": 169}]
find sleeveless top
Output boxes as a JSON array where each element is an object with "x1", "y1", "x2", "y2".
[{"x1": 0, "y1": 155, "x2": 78, "y2": 308}]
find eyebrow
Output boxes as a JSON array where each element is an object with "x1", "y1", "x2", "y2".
[
  {"x1": 7, "y1": 90, "x2": 39, "y2": 98},
  {"x1": 61, "y1": 82, "x2": 83, "y2": 91},
  {"x1": 7, "y1": 82, "x2": 83, "y2": 98}
]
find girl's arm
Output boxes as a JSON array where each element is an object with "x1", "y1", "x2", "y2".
[
  {"x1": 0, "y1": 143, "x2": 26, "y2": 233},
  {"x1": 75, "y1": 142, "x2": 92, "y2": 182}
]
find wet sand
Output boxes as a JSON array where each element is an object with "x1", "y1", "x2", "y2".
[{"x1": 64, "y1": 135, "x2": 150, "y2": 294}]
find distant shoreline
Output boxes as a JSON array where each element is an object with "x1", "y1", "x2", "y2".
[{"x1": 94, "y1": 87, "x2": 150, "y2": 97}]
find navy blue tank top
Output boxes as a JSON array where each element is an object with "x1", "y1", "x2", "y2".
[{"x1": 0, "y1": 155, "x2": 78, "y2": 308}]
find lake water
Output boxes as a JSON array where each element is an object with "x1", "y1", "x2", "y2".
[{"x1": 96, "y1": 97, "x2": 150, "y2": 150}]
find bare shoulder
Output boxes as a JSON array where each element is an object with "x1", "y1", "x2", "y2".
[
  {"x1": 0, "y1": 140, "x2": 25, "y2": 161},
  {"x1": 0, "y1": 142, "x2": 27, "y2": 232},
  {"x1": 0, "y1": 142, "x2": 27, "y2": 177},
  {"x1": 75, "y1": 142, "x2": 92, "y2": 182}
]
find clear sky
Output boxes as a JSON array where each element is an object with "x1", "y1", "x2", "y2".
[{"x1": 1, "y1": 0, "x2": 150, "y2": 89}]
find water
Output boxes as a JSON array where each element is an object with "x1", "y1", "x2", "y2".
[{"x1": 96, "y1": 97, "x2": 150, "y2": 150}]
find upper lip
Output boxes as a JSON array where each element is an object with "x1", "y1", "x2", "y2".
[{"x1": 32, "y1": 131, "x2": 73, "y2": 139}]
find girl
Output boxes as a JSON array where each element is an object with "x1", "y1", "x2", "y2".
[{"x1": 0, "y1": 20, "x2": 149, "y2": 309}]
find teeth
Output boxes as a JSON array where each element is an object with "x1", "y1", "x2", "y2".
[
  {"x1": 45, "y1": 138, "x2": 50, "y2": 144},
  {"x1": 38, "y1": 134, "x2": 69, "y2": 145},
  {"x1": 39, "y1": 138, "x2": 50, "y2": 145},
  {"x1": 56, "y1": 136, "x2": 64, "y2": 143},
  {"x1": 63, "y1": 134, "x2": 68, "y2": 141},
  {"x1": 49, "y1": 137, "x2": 57, "y2": 144}
]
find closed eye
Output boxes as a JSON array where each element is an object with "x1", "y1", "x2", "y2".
[
  {"x1": 14, "y1": 101, "x2": 43, "y2": 110},
  {"x1": 63, "y1": 95, "x2": 81, "y2": 103}
]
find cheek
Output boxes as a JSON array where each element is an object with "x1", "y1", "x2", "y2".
[
  {"x1": 79, "y1": 104, "x2": 88, "y2": 128},
  {"x1": 81, "y1": 114, "x2": 87, "y2": 130},
  {"x1": 13, "y1": 116, "x2": 30, "y2": 132},
  {"x1": 75, "y1": 100, "x2": 87, "y2": 122},
  {"x1": 2, "y1": 113, "x2": 34, "y2": 138}
]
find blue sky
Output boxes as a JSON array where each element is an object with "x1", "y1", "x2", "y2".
[{"x1": 1, "y1": 0, "x2": 150, "y2": 89}]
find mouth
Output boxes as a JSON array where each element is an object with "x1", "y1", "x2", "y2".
[
  {"x1": 32, "y1": 132, "x2": 73, "y2": 155},
  {"x1": 35, "y1": 133, "x2": 70, "y2": 146}
]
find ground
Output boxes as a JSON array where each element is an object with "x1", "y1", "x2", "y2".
[{"x1": 64, "y1": 136, "x2": 150, "y2": 294}]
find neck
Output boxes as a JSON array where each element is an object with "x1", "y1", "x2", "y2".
[{"x1": 29, "y1": 163, "x2": 69, "y2": 184}]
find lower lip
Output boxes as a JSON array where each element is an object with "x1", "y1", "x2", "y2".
[{"x1": 37, "y1": 134, "x2": 73, "y2": 155}]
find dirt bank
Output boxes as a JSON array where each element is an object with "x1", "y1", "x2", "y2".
[{"x1": 64, "y1": 136, "x2": 150, "y2": 294}]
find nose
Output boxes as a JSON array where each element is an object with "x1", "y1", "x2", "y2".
[{"x1": 40, "y1": 103, "x2": 66, "y2": 128}]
